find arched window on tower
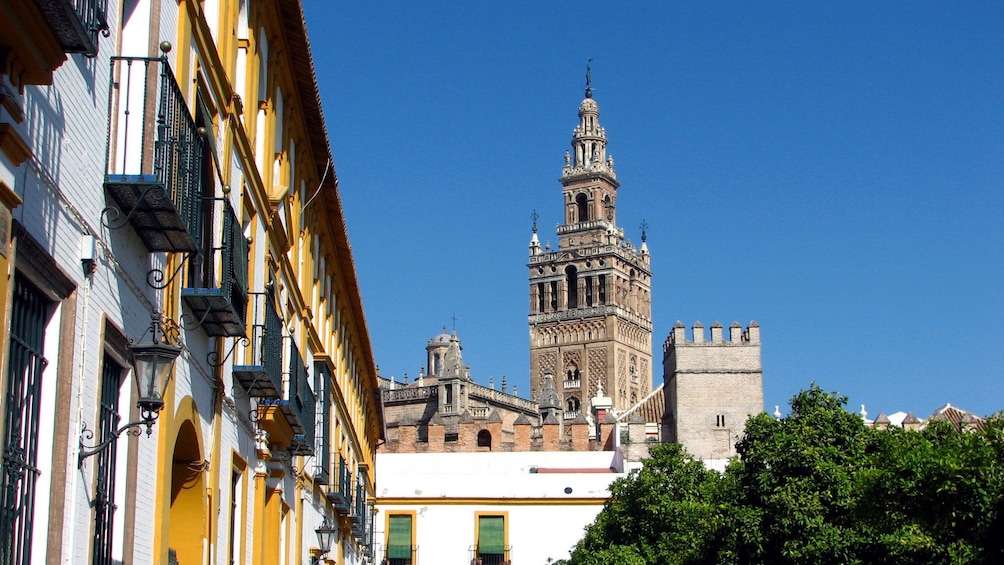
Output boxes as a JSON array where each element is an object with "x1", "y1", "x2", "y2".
[
  {"x1": 575, "y1": 193, "x2": 589, "y2": 222},
  {"x1": 565, "y1": 266, "x2": 578, "y2": 309},
  {"x1": 566, "y1": 397, "x2": 581, "y2": 418},
  {"x1": 565, "y1": 362, "x2": 580, "y2": 384}
]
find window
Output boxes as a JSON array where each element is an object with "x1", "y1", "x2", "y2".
[
  {"x1": 475, "y1": 513, "x2": 508, "y2": 565},
  {"x1": 477, "y1": 430, "x2": 492, "y2": 449},
  {"x1": 566, "y1": 397, "x2": 581, "y2": 417},
  {"x1": 716, "y1": 414, "x2": 727, "y2": 427},
  {"x1": 386, "y1": 513, "x2": 415, "y2": 565},
  {"x1": 598, "y1": 275, "x2": 606, "y2": 304},
  {"x1": 575, "y1": 193, "x2": 589, "y2": 222},
  {"x1": 227, "y1": 464, "x2": 246, "y2": 565},
  {"x1": 549, "y1": 281, "x2": 558, "y2": 311},
  {"x1": 585, "y1": 277, "x2": 593, "y2": 307},
  {"x1": 565, "y1": 266, "x2": 578, "y2": 309},
  {"x1": 92, "y1": 352, "x2": 125, "y2": 565},
  {"x1": 0, "y1": 275, "x2": 52, "y2": 565}
]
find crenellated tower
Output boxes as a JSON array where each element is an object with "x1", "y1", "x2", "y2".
[{"x1": 528, "y1": 68, "x2": 653, "y2": 415}]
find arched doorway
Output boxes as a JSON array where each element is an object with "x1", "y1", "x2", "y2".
[{"x1": 169, "y1": 420, "x2": 206, "y2": 564}]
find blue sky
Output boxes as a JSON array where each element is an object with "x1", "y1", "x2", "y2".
[{"x1": 301, "y1": 1, "x2": 1003, "y2": 418}]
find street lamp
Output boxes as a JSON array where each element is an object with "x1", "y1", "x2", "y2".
[
  {"x1": 78, "y1": 312, "x2": 181, "y2": 466},
  {"x1": 312, "y1": 517, "x2": 338, "y2": 564}
]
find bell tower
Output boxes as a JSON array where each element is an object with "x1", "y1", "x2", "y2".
[{"x1": 528, "y1": 66, "x2": 653, "y2": 415}]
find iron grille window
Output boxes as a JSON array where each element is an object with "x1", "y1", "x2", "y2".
[
  {"x1": 92, "y1": 353, "x2": 125, "y2": 565},
  {"x1": 0, "y1": 275, "x2": 52, "y2": 565},
  {"x1": 314, "y1": 362, "x2": 330, "y2": 483}
]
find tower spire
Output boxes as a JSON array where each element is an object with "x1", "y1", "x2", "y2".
[{"x1": 563, "y1": 62, "x2": 615, "y2": 181}]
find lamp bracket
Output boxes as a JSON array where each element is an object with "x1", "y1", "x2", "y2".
[{"x1": 78, "y1": 418, "x2": 154, "y2": 468}]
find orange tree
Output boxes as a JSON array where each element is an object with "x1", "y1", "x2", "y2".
[{"x1": 558, "y1": 385, "x2": 1004, "y2": 565}]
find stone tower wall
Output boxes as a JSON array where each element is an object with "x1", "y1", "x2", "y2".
[{"x1": 663, "y1": 322, "x2": 763, "y2": 460}]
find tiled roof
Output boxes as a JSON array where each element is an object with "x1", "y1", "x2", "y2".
[
  {"x1": 927, "y1": 403, "x2": 984, "y2": 432},
  {"x1": 616, "y1": 384, "x2": 665, "y2": 424}
]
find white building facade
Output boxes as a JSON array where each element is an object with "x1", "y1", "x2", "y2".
[
  {"x1": 375, "y1": 451, "x2": 626, "y2": 565},
  {"x1": 0, "y1": 1, "x2": 382, "y2": 564}
]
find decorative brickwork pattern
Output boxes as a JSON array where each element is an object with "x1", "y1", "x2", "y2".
[
  {"x1": 587, "y1": 347, "x2": 606, "y2": 399},
  {"x1": 617, "y1": 349, "x2": 627, "y2": 404}
]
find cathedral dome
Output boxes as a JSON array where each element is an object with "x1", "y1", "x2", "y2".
[{"x1": 428, "y1": 331, "x2": 450, "y2": 346}]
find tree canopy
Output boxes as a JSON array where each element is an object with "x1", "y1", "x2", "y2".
[{"x1": 558, "y1": 385, "x2": 1004, "y2": 565}]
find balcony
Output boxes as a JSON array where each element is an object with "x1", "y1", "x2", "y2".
[
  {"x1": 257, "y1": 339, "x2": 315, "y2": 455},
  {"x1": 181, "y1": 198, "x2": 248, "y2": 337},
  {"x1": 325, "y1": 455, "x2": 352, "y2": 514},
  {"x1": 470, "y1": 547, "x2": 512, "y2": 565},
  {"x1": 233, "y1": 293, "x2": 282, "y2": 398},
  {"x1": 283, "y1": 339, "x2": 315, "y2": 455},
  {"x1": 103, "y1": 55, "x2": 203, "y2": 253},
  {"x1": 35, "y1": 0, "x2": 109, "y2": 56},
  {"x1": 350, "y1": 472, "x2": 368, "y2": 537},
  {"x1": 563, "y1": 378, "x2": 581, "y2": 390}
]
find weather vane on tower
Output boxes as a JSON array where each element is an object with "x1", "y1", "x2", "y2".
[{"x1": 585, "y1": 58, "x2": 594, "y2": 98}]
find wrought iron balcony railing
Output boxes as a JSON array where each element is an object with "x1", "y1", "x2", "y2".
[
  {"x1": 103, "y1": 55, "x2": 203, "y2": 253},
  {"x1": 35, "y1": 0, "x2": 109, "y2": 56},
  {"x1": 326, "y1": 455, "x2": 352, "y2": 514},
  {"x1": 282, "y1": 339, "x2": 315, "y2": 455},
  {"x1": 233, "y1": 292, "x2": 282, "y2": 398},
  {"x1": 181, "y1": 198, "x2": 248, "y2": 337},
  {"x1": 470, "y1": 546, "x2": 512, "y2": 565}
]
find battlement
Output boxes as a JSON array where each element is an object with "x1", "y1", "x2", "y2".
[{"x1": 664, "y1": 320, "x2": 759, "y2": 350}]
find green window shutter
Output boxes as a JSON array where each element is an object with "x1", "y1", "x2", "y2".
[
  {"x1": 478, "y1": 515, "x2": 505, "y2": 554},
  {"x1": 387, "y1": 514, "x2": 412, "y2": 559}
]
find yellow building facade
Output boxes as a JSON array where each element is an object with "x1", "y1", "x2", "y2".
[{"x1": 0, "y1": 1, "x2": 381, "y2": 563}]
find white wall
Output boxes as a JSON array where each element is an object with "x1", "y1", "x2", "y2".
[{"x1": 376, "y1": 451, "x2": 627, "y2": 564}]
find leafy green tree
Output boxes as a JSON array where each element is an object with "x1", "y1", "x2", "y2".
[
  {"x1": 558, "y1": 384, "x2": 1004, "y2": 565},
  {"x1": 561, "y1": 443, "x2": 724, "y2": 565},
  {"x1": 727, "y1": 385, "x2": 876, "y2": 564}
]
